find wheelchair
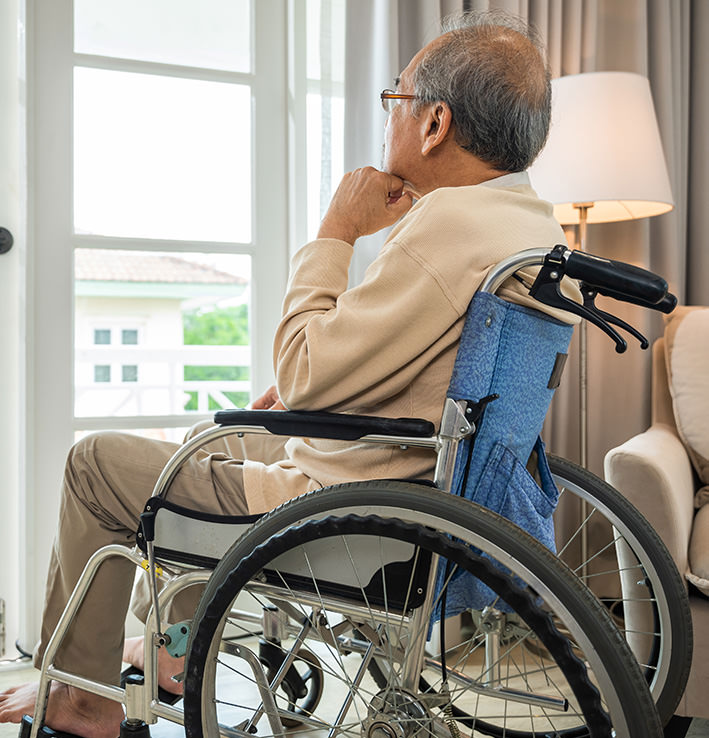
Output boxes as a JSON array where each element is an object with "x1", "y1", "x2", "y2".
[{"x1": 22, "y1": 245, "x2": 690, "y2": 738}]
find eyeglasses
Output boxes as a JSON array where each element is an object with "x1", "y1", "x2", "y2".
[{"x1": 380, "y1": 89, "x2": 418, "y2": 113}]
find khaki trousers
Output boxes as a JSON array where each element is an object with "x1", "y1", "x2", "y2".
[{"x1": 33, "y1": 424, "x2": 287, "y2": 685}]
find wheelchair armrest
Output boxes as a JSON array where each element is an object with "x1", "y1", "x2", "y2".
[{"x1": 213, "y1": 409, "x2": 435, "y2": 441}]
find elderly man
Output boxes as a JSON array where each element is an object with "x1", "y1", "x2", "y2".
[{"x1": 0, "y1": 11, "x2": 572, "y2": 738}]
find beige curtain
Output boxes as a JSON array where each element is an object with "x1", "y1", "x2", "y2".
[
  {"x1": 549, "y1": 0, "x2": 708, "y2": 475},
  {"x1": 345, "y1": 0, "x2": 707, "y2": 477}
]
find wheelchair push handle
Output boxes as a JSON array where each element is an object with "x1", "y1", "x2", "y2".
[
  {"x1": 564, "y1": 250, "x2": 669, "y2": 307},
  {"x1": 585, "y1": 283, "x2": 677, "y2": 314},
  {"x1": 514, "y1": 244, "x2": 678, "y2": 354}
]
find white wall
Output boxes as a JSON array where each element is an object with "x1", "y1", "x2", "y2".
[{"x1": 0, "y1": 0, "x2": 25, "y2": 658}]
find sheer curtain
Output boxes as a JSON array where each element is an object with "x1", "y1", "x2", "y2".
[{"x1": 343, "y1": 0, "x2": 708, "y2": 476}]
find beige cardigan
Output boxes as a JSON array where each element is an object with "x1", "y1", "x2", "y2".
[{"x1": 242, "y1": 176, "x2": 575, "y2": 514}]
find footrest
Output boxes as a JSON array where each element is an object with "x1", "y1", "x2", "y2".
[
  {"x1": 120, "y1": 666, "x2": 182, "y2": 706},
  {"x1": 19, "y1": 715, "x2": 83, "y2": 738}
]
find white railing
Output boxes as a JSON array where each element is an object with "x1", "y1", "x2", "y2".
[{"x1": 74, "y1": 345, "x2": 251, "y2": 419}]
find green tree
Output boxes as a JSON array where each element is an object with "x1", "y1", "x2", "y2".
[
  {"x1": 182, "y1": 304, "x2": 250, "y2": 410},
  {"x1": 183, "y1": 304, "x2": 249, "y2": 345}
]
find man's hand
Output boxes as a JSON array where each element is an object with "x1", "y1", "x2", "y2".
[
  {"x1": 317, "y1": 167, "x2": 415, "y2": 244},
  {"x1": 251, "y1": 385, "x2": 286, "y2": 411}
]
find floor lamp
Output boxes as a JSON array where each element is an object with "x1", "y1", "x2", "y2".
[
  {"x1": 529, "y1": 72, "x2": 673, "y2": 578},
  {"x1": 529, "y1": 71, "x2": 674, "y2": 470}
]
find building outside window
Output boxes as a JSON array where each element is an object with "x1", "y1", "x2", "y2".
[{"x1": 75, "y1": 248, "x2": 249, "y2": 417}]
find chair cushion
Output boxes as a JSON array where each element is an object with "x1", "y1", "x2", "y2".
[
  {"x1": 664, "y1": 307, "x2": 709, "y2": 503},
  {"x1": 664, "y1": 306, "x2": 709, "y2": 596},
  {"x1": 688, "y1": 504, "x2": 709, "y2": 596}
]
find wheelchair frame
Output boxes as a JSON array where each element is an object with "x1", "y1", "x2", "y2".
[
  {"x1": 24, "y1": 245, "x2": 679, "y2": 738},
  {"x1": 28, "y1": 396, "x2": 471, "y2": 735}
]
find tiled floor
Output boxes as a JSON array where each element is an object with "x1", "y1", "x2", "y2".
[
  {"x1": 1, "y1": 657, "x2": 708, "y2": 737},
  {"x1": 0, "y1": 660, "x2": 186, "y2": 738}
]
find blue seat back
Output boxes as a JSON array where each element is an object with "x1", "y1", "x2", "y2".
[{"x1": 439, "y1": 290, "x2": 573, "y2": 615}]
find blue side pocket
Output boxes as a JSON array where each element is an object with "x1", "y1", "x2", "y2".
[
  {"x1": 474, "y1": 437, "x2": 558, "y2": 553},
  {"x1": 436, "y1": 437, "x2": 559, "y2": 616}
]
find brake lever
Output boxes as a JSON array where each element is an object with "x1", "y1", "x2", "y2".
[
  {"x1": 580, "y1": 283, "x2": 650, "y2": 350},
  {"x1": 529, "y1": 248, "x2": 628, "y2": 353}
]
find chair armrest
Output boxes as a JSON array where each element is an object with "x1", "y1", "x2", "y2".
[
  {"x1": 604, "y1": 423, "x2": 695, "y2": 576},
  {"x1": 213, "y1": 409, "x2": 436, "y2": 441}
]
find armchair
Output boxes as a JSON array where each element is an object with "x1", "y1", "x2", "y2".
[{"x1": 605, "y1": 306, "x2": 709, "y2": 722}]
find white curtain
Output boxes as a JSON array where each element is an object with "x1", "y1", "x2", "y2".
[
  {"x1": 343, "y1": 0, "x2": 707, "y2": 477},
  {"x1": 343, "y1": 0, "x2": 455, "y2": 281}
]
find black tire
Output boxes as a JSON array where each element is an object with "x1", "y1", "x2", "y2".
[
  {"x1": 548, "y1": 454, "x2": 692, "y2": 724},
  {"x1": 184, "y1": 482, "x2": 662, "y2": 738}
]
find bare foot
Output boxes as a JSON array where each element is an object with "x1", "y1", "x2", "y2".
[
  {"x1": 123, "y1": 636, "x2": 184, "y2": 696},
  {"x1": 0, "y1": 680, "x2": 124, "y2": 738}
]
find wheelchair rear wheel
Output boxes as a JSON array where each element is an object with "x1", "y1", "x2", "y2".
[
  {"x1": 183, "y1": 482, "x2": 661, "y2": 738},
  {"x1": 549, "y1": 454, "x2": 692, "y2": 723}
]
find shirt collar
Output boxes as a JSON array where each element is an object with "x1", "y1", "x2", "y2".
[{"x1": 480, "y1": 171, "x2": 530, "y2": 189}]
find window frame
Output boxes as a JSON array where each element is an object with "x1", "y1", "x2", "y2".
[
  {"x1": 23, "y1": 0, "x2": 300, "y2": 649},
  {"x1": 32, "y1": 0, "x2": 292, "y2": 431}
]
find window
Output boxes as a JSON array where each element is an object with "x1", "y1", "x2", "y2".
[
  {"x1": 121, "y1": 329, "x2": 138, "y2": 345},
  {"x1": 305, "y1": 0, "x2": 345, "y2": 237},
  {"x1": 56, "y1": 0, "x2": 344, "y2": 440},
  {"x1": 73, "y1": 67, "x2": 252, "y2": 243},
  {"x1": 26, "y1": 0, "x2": 345, "y2": 658},
  {"x1": 94, "y1": 365, "x2": 111, "y2": 383},
  {"x1": 93, "y1": 329, "x2": 111, "y2": 345},
  {"x1": 122, "y1": 365, "x2": 138, "y2": 383}
]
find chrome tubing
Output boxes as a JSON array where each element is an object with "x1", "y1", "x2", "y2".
[{"x1": 478, "y1": 247, "x2": 569, "y2": 295}]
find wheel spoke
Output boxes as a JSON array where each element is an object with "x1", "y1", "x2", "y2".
[{"x1": 183, "y1": 482, "x2": 663, "y2": 737}]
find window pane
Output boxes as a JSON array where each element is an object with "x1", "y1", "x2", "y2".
[
  {"x1": 307, "y1": 94, "x2": 344, "y2": 239},
  {"x1": 122, "y1": 329, "x2": 138, "y2": 345},
  {"x1": 94, "y1": 328, "x2": 111, "y2": 345},
  {"x1": 75, "y1": 249, "x2": 251, "y2": 418},
  {"x1": 74, "y1": 68, "x2": 252, "y2": 243},
  {"x1": 74, "y1": 0, "x2": 251, "y2": 73},
  {"x1": 306, "y1": 0, "x2": 345, "y2": 83},
  {"x1": 122, "y1": 365, "x2": 138, "y2": 382},
  {"x1": 94, "y1": 365, "x2": 111, "y2": 383},
  {"x1": 305, "y1": 0, "x2": 345, "y2": 240}
]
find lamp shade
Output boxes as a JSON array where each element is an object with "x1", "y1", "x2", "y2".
[{"x1": 529, "y1": 71, "x2": 673, "y2": 225}]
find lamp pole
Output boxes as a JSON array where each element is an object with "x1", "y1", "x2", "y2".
[
  {"x1": 575, "y1": 202, "x2": 593, "y2": 582},
  {"x1": 575, "y1": 202, "x2": 592, "y2": 469}
]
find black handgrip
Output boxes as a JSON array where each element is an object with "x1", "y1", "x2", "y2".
[
  {"x1": 213, "y1": 408, "x2": 435, "y2": 440},
  {"x1": 593, "y1": 286, "x2": 677, "y2": 314},
  {"x1": 565, "y1": 250, "x2": 668, "y2": 305}
]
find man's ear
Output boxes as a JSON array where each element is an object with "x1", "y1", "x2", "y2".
[{"x1": 421, "y1": 102, "x2": 453, "y2": 156}]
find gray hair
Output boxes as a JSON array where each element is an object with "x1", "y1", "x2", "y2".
[{"x1": 412, "y1": 10, "x2": 551, "y2": 172}]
